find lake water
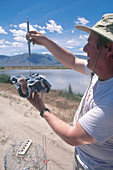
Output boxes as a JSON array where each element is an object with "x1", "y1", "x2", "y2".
[{"x1": 0, "y1": 69, "x2": 91, "y2": 94}]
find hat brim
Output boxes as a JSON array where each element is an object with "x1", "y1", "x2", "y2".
[
  {"x1": 75, "y1": 25, "x2": 113, "y2": 42},
  {"x1": 75, "y1": 25, "x2": 92, "y2": 34}
]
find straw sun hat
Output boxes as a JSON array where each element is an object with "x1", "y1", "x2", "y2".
[{"x1": 75, "y1": 13, "x2": 113, "y2": 42}]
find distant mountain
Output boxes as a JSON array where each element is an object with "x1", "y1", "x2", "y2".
[{"x1": 0, "y1": 53, "x2": 87, "y2": 67}]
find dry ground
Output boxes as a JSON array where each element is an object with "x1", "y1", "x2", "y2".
[{"x1": 0, "y1": 83, "x2": 80, "y2": 170}]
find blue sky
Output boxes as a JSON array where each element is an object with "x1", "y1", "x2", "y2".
[{"x1": 0, "y1": 0, "x2": 113, "y2": 56}]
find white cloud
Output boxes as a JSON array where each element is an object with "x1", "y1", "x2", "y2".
[
  {"x1": 0, "y1": 39, "x2": 25, "y2": 49},
  {"x1": 79, "y1": 35, "x2": 88, "y2": 40},
  {"x1": 19, "y1": 23, "x2": 36, "y2": 31},
  {"x1": 0, "y1": 39, "x2": 5, "y2": 44},
  {"x1": 18, "y1": 21, "x2": 63, "y2": 35},
  {"x1": 39, "y1": 30, "x2": 46, "y2": 34},
  {"x1": 0, "y1": 20, "x2": 88, "y2": 56},
  {"x1": 46, "y1": 20, "x2": 63, "y2": 33},
  {"x1": 9, "y1": 23, "x2": 36, "y2": 46},
  {"x1": 13, "y1": 52, "x2": 23, "y2": 55},
  {"x1": 33, "y1": 24, "x2": 46, "y2": 34},
  {"x1": 79, "y1": 47, "x2": 83, "y2": 51},
  {"x1": 9, "y1": 29, "x2": 26, "y2": 43},
  {"x1": 14, "y1": 36, "x2": 26, "y2": 42},
  {"x1": 19, "y1": 23, "x2": 27, "y2": 30},
  {"x1": 75, "y1": 17, "x2": 89, "y2": 25},
  {"x1": 66, "y1": 46, "x2": 74, "y2": 49},
  {"x1": 5, "y1": 41, "x2": 12, "y2": 44},
  {"x1": 13, "y1": 53, "x2": 19, "y2": 55},
  {"x1": 10, "y1": 24, "x2": 17, "y2": 28},
  {"x1": 34, "y1": 24, "x2": 46, "y2": 30},
  {"x1": 66, "y1": 39, "x2": 80, "y2": 49},
  {"x1": 67, "y1": 39, "x2": 79, "y2": 46},
  {"x1": 0, "y1": 38, "x2": 24, "y2": 48},
  {"x1": 12, "y1": 42, "x2": 24, "y2": 47},
  {"x1": 29, "y1": 25, "x2": 36, "y2": 31},
  {"x1": 0, "y1": 44, "x2": 8, "y2": 48},
  {"x1": 9, "y1": 29, "x2": 26, "y2": 37},
  {"x1": 0, "y1": 26, "x2": 7, "y2": 34}
]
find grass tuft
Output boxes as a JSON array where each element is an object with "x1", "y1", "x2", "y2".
[
  {"x1": 0, "y1": 74, "x2": 12, "y2": 84},
  {"x1": 57, "y1": 84, "x2": 82, "y2": 102}
]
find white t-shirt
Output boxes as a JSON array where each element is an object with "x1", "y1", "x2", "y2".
[{"x1": 73, "y1": 62, "x2": 113, "y2": 169}]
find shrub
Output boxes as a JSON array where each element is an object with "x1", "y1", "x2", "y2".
[
  {"x1": 0, "y1": 74, "x2": 12, "y2": 83},
  {"x1": 0, "y1": 67, "x2": 4, "y2": 69},
  {"x1": 58, "y1": 84, "x2": 82, "y2": 102}
]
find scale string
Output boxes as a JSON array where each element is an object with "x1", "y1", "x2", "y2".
[{"x1": 27, "y1": 16, "x2": 32, "y2": 76}]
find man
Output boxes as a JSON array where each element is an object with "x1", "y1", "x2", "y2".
[{"x1": 26, "y1": 13, "x2": 113, "y2": 169}]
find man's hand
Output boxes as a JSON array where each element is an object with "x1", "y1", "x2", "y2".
[
  {"x1": 26, "y1": 30, "x2": 87, "y2": 75},
  {"x1": 26, "y1": 30, "x2": 47, "y2": 46},
  {"x1": 27, "y1": 91, "x2": 46, "y2": 112}
]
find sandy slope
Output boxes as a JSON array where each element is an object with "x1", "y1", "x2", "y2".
[{"x1": 0, "y1": 91, "x2": 74, "y2": 170}]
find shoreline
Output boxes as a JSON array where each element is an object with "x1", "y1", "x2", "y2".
[{"x1": 0, "y1": 66, "x2": 71, "y2": 70}]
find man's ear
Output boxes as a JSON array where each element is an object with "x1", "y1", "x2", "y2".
[{"x1": 106, "y1": 43, "x2": 113, "y2": 59}]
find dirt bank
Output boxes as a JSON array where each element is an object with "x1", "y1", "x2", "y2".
[{"x1": 0, "y1": 83, "x2": 80, "y2": 170}]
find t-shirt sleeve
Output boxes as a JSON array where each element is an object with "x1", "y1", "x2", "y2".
[{"x1": 79, "y1": 103, "x2": 113, "y2": 143}]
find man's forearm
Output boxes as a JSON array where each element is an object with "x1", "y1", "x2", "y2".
[
  {"x1": 42, "y1": 109, "x2": 97, "y2": 146},
  {"x1": 43, "y1": 110, "x2": 76, "y2": 146},
  {"x1": 28, "y1": 31, "x2": 86, "y2": 74},
  {"x1": 43, "y1": 38, "x2": 76, "y2": 68}
]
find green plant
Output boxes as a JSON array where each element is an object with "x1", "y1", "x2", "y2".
[
  {"x1": 0, "y1": 67, "x2": 4, "y2": 69},
  {"x1": 0, "y1": 74, "x2": 12, "y2": 83},
  {"x1": 57, "y1": 84, "x2": 82, "y2": 102}
]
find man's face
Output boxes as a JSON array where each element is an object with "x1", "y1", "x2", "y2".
[{"x1": 83, "y1": 32, "x2": 100, "y2": 71}]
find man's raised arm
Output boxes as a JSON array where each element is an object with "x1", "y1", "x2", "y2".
[{"x1": 27, "y1": 30, "x2": 87, "y2": 74}]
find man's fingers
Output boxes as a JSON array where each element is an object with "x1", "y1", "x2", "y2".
[
  {"x1": 27, "y1": 93, "x2": 33, "y2": 102},
  {"x1": 26, "y1": 34, "x2": 35, "y2": 45},
  {"x1": 29, "y1": 30, "x2": 38, "y2": 34},
  {"x1": 34, "y1": 91, "x2": 40, "y2": 100}
]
